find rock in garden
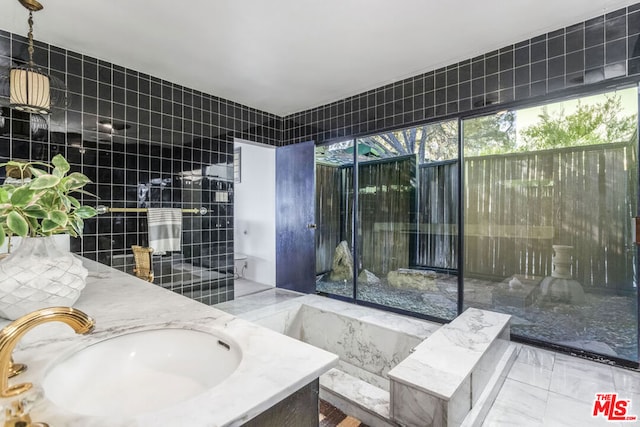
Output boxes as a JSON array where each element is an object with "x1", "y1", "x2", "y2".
[
  {"x1": 357, "y1": 269, "x2": 381, "y2": 285},
  {"x1": 388, "y1": 268, "x2": 438, "y2": 291},
  {"x1": 329, "y1": 241, "x2": 354, "y2": 282}
]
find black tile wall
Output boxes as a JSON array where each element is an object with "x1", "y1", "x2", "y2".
[
  {"x1": 284, "y1": 3, "x2": 640, "y2": 145},
  {"x1": 0, "y1": 30, "x2": 283, "y2": 306},
  {"x1": 2, "y1": 3, "x2": 640, "y2": 306}
]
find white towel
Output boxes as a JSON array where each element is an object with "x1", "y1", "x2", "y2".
[{"x1": 147, "y1": 208, "x2": 182, "y2": 254}]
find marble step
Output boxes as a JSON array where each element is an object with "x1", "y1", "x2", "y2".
[
  {"x1": 388, "y1": 308, "x2": 512, "y2": 427},
  {"x1": 319, "y1": 368, "x2": 397, "y2": 427},
  {"x1": 460, "y1": 342, "x2": 518, "y2": 427}
]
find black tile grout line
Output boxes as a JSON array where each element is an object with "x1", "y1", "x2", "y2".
[
  {"x1": 284, "y1": 4, "x2": 640, "y2": 146},
  {"x1": 2, "y1": 3, "x2": 640, "y2": 304},
  {"x1": 1, "y1": 26, "x2": 282, "y2": 304}
]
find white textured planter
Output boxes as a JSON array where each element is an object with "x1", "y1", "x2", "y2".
[{"x1": 0, "y1": 236, "x2": 87, "y2": 320}]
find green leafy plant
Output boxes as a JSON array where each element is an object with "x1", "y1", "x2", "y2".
[
  {"x1": 520, "y1": 95, "x2": 637, "y2": 150},
  {"x1": 0, "y1": 154, "x2": 97, "y2": 248}
]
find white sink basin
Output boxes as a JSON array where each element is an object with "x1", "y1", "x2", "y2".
[{"x1": 42, "y1": 328, "x2": 242, "y2": 417}]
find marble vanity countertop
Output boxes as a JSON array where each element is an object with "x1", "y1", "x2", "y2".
[{"x1": 0, "y1": 258, "x2": 338, "y2": 427}]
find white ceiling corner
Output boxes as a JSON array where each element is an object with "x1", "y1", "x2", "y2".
[{"x1": 0, "y1": 0, "x2": 638, "y2": 116}]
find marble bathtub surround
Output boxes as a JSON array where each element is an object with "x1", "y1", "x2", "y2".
[
  {"x1": 214, "y1": 287, "x2": 304, "y2": 316},
  {"x1": 219, "y1": 286, "x2": 640, "y2": 426},
  {"x1": 388, "y1": 308, "x2": 516, "y2": 427},
  {"x1": 320, "y1": 368, "x2": 396, "y2": 427},
  {"x1": 0, "y1": 258, "x2": 338, "y2": 426},
  {"x1": 227, "y1": 294, "x2": 444, "y2": 426},
  {"x1": 235, "y1": 294, "x2": 439, "y2": 382}
]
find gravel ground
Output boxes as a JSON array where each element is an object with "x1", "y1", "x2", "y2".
[{"x1": 316, "y1": 275, "x2": 638, "y2": 361}]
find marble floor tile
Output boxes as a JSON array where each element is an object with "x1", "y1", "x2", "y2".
[
  {"x1": 549, "y1": 354, "x2": 615, "y2": 404},
  {"x1": 507, "y1": 360, "x2": 553, "y2": 391},
  {"x1": 482, "y1": 378, "x2": 548, "y2": 426},
  {"x1": 553, "y1": 353, "x2": 614, "y2": 383},
  {"x1": 482, "y1": 409, "x2": 544, "y2": 427},
  {"x1": 234, "y1": 278, "x2": 273, "y2": 298},
  {"x1": 620, "y1": 390, "x2": 640, "y2": 421},
  {"x1": 612, "y1": 367, "x2": 640, "y2": 394},
  {"x1": 549, "y1": 372, "x2": 616, "y2": 405},
  {"x1": 543, "y1": 391, "x2": 627, "y2": 427},
  {"x1": 516, "y1": 346, "x2": 556, "y2": 371}
]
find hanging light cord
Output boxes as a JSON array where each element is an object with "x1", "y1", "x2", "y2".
[{"x1": 26, "y1": 11, "x2": 35, "y2": 67}]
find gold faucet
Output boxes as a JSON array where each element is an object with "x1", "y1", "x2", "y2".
[{"x1": 0, "y1": 307, "x2": 95, "y2": 398}]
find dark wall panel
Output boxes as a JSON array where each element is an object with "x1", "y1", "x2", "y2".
[{"x1": 0, "y1": 29, "x2": 282, "y2": 305}]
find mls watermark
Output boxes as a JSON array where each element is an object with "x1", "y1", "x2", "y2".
[{"x1": 592, "y1": 393, "x2": 637, "y2": 422}]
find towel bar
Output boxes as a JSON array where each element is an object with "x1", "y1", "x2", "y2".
[{"x1": 96, "y1": 205, "x2": 208, "y2": 215}]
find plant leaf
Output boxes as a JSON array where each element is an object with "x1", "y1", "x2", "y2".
[
  {"x1": 74, "y1": 206, "x2": 97, "y2": 219},
  {"x1": 10, "y1": 187, "x2": 35, "y2": 207},
  {"x1": 75, "y1": 218, "x2": 84, "y2": 234},
  {"x1": 41, "y1": 219, "x2": 60, "y2": 233},
  {"x1": 0, "y1": 225, "x2": 4, "y2": 248},
  {"x1": 36, "y1": 192, "x2": 55, "y2": 210},
  {"x1": 2, "y1": 155, "x2": 96, "y2": 238},
  {"x1": 7, "y1": 211, "x2": 29, "y2": 236},
  {"x1": 26, "y1": 215, "x2": 38, "y2": 231},
  {"x1": 59, "y1": 194, "x2": 72, "y2": 211},
  {"x1": 29, "y1": 167, "x2": 48, "y2": 177},
  {"x1": 71, "y1": 188, "x2": 98, "y2": 198},
  {"x1": 63, "y1": 173, "x2": 92, "y2": 189},
  {"x1": 51, "y1": 154, "x2": 70, "y2": 174},
  {"x1": 67, "y1": 195, "x2": 80, "y2": 208},
  {"x1": 69, "y1": 217, "x2": 83, "y2": 236},
  {"x1": 29, "y1": 174, "x2": 61, "y2": 190},
  {"x1": 22, "y1": 206, "x2": 48, "y2": 218},
  {"x1": 48, "y1": 210, "x2": 68, "y2": 226}
]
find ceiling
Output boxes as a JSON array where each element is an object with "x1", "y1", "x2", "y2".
[{"x1": 0, "y1": 0, "x2": 638, "y2": 116}]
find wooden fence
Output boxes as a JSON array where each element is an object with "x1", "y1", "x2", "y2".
[
  {"x1": 315, "y1": 163, "x2": 342, "y2": 274},
  {"x1": 316, "y1": 157, "x2": 415, "y2": 277},
  {"x1": 465, "y1": 141, "x2": 637, "y2": 289},
  {"x1": 416, "y1": 160, "x2": 459, "y2": 270},
  {"x1": 316, "y1": 141, "x2": 637, "y2": 289}
]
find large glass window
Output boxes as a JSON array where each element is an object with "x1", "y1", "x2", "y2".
[
  {"x1": 315, "y1": 139, "x2": 356, "y2": 299},
  {"x1": 314, "y1": 86, "x2": 639, "y2": 364},
  {"x1": 315, "y1": 120, "x2": 459, "y2": 320},
  {"x1": 463, "y1": 87, "x2": 638, "y2": 362}
]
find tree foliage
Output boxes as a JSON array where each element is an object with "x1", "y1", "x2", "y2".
[
  {"x1": 318, "y1": 93, "x2": 636, "y2": 165},
  {"x1": 359, "y1": 111, "x2": 518, "y2": 161},
  {"x1": 463, "y1": 111, "x2": 516, "y2": 156},
  {"x1": 359, "y1": 120, "x2": 459, "y2": 163},
  {"x1": 520, "y1": 95, "x2": 637, "y2": 150}
]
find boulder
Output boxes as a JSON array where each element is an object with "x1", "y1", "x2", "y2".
[
  {"x1": 328, "y1": 241, "x2": 354, "y2": 282},
  {"x1": 388, "y1": 268, "x2": 438, "y2": 291},
  {"x1": 539, "y1": 276, "x2": 585, "y2": 305},
  {"x1": 357, "y1": 269, "x2": 381, "y2": 285}
]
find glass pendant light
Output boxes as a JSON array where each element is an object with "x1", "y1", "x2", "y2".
[{"x1": 6, "y1": 0, "x2": 66, "y2": 115}]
